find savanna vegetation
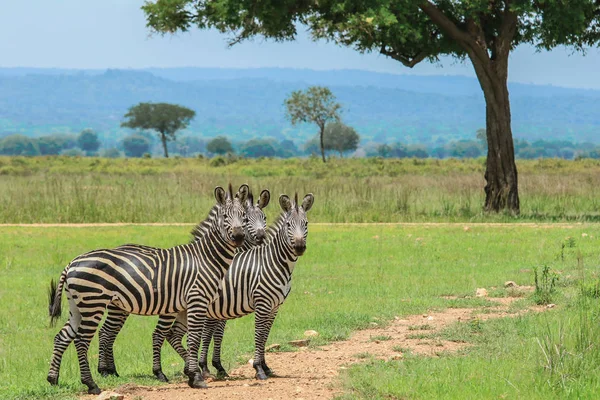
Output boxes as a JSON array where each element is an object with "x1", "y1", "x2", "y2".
[
  {"x1": 2, "y1": 223, "x2": 600, "y2": 399},
  {"x1": 1, "y1": 156, "x2": 600, "y2": 224}
]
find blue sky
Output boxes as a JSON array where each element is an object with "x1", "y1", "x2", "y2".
[{"x1": 1, "y1": 0, "x2": 599, "y2": 89}]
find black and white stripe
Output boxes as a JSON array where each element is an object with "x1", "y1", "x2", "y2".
[
  {"x1": 168, "y1": 192, "x2": 314, "y2": 380},
  {"x1": 46, "y1": 184, "x2": 249, "y2": 394},
  {"x1": 96, "y1": 189, "x2": 271, "y2": 382}
]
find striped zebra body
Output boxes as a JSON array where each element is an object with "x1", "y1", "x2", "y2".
[
  {"x1": 168, "y1": 192, "x2": 314, "y2": 381},
  {"x1": 97, "y1": 189, "x2": 271, "y2": 382},
  {"x1": 47, "y1": 184, "x2": 249, "y2": 394}
]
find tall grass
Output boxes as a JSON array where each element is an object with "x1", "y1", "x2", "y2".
[{"x1": 1, "y1": 156, "x2": 600, "y2": 222}]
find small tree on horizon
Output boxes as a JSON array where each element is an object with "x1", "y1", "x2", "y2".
[
  {"x1": 77, "y1": 129, "x2": 101, "y2": 155},
  {"x1": 206, "y1": 136, "x2": 233, "y2": 155},
  {"x1": 121, "y1": 102, "x2": 196, "y2": 158},
  {"x1": 324, "y1": 122, "x2": 360, "y2": 157},
  {"x1": 285, "y1": 86, "x2": 341, "y2": 163},
  {"x1": 122, "y1": 134, "x2": 151, "y2": 158}
]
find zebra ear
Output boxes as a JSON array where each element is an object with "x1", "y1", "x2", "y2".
[
  {"x1": 301, "y1": 193, "x2": 314, "y2": 212},
  {"x1": 237, "y1": 184, "x2": 249, "y2": 204},
  {"x1": 279, "y1": 194, "x2": 292, "y2": 213},
  {"x1": 214, "y1": 186, "x2": 227, "y2": 206},
  {"x1": 258, "y1": 189, "x2": 270, "y2": 209}
]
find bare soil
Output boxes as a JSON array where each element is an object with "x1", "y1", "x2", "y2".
[{"x1": 82, "y1": 291, "x2": 548, "y2": 400}]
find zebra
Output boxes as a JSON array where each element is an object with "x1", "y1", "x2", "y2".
[
  {"x1": 96, "y1": 189, "x2": 271, "y2": 382},
  {"x1": 167, "y1": 192, "x2": 314, "y2": 381},
  {"x1": 47, "y1": 184, "x2": 249, "y2": 394}
]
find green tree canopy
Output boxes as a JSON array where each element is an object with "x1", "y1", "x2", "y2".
[
  {"x1": 77, "y1": 129, "x2": 101, "y2": 155},
  {"x1": 122, "y1": 134, "x2": 151, "y2": 158},
  {"x1": 324, "y1": 122, "x2": 360, "y2": 157},
  {"x1": 206, "y1": 136, "x2": 233, "y2": 155},
  {"x1": 0, "y1": 134, "x2": 39, "y2": 156},
  {"x1": 284, "y1": 86, "x2": 341, "y2": 163},
  {"x1": 143, "y1": 0, "x2": 600, "y2": 213},
  {"x1": 37, "y1": 134, "x2": 77, "y2": 155},
  {"x1": 239, "y1": 138, "x2": 278, "y2": 158},
  {"x1": 121, "y1": 102, "x2": 196, "y2": 158}
]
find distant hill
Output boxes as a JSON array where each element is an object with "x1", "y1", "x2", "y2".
[{"x1": 0, "y1": 67, "x2": 599, "y2": 146}]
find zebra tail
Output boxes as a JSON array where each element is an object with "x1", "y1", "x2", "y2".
[{"x1": 48, "y1": 266, "x2": 68, "y2": 327}]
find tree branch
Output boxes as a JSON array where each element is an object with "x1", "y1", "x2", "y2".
[
  {"x1": 419, "y1": 1, "x2": 490, "y2": 64},
  {"x1": 379, "y1": 46, "x2": 428, "y2": 68}
]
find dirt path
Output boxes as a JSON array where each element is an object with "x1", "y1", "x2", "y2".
[{"x1": 83, "y1": 294, "x2": 547, "y2": 400}]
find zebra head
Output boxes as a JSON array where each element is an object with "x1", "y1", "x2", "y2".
[
  {"x1": 279, "y1": 192, "x2": 314, "y2": 256},
  {"x1": 214, "y1": 183, "x2": 249, "y2": 247},
  {"x1": 244, "y1": 189, "x2": 270, "y2": 246}
]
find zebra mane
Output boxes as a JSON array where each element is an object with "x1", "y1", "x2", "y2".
[
  {"x1": 189, "y1": 203, "x2": 220, "y2": 243},
  {"x1": 265, "y1": 210, "x2": 287, "y2": 241}
]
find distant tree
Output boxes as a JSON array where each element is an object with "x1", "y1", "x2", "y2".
[
  {"x1": 278, "y1": 139, "x2": 299, "y2": 158},
  {"x1": 406, "y1": 144, "x2": 429, "y2": 159},
  {"x1": 37, "y1": 135, "x2": 65, "y2": 155},
  {"x1": 77, "y1": 129, "x2": 101, "y2": 155},
  {"x1": 240, "y1": 139, "x2": 277, "y2": 158},
  {"x1": 121, "y1": 102, "x2": 196, "y2": 158},
  {"x1": 0, "y1": 134, "x2": 39, "y2": 156},
  {"x1": 377, "y1": 144, "x2": 392, "y2": 158},
  {"x1": 206, "y1": 136, "x2": 233, "y2": 155},
  {"x1": 122, "y1": 134, "x2": 151, "y2": 158},
  {"x1": 285, "y1": 86, "x2": 341, "y2": 163},
  {"x1": 449, "y1": 140, "x2": 482, "y2": 158},
  {"x1": 323, "y1": 122, "x2": 360, "y2": 157},
  {"x1": 303, "y1": 136, "x2": 321, "y2": 156}
]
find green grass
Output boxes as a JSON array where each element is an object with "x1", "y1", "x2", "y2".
[
  {"x1": 2, "y1": 156, "x2": 600, "y2": 222},
  {"x1": 1, "y1": 224, "x2": 600, "y2": 398}
]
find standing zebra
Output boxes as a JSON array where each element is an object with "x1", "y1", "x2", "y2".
[
  {"x1": 96, "y1": 189, "x2": 271, "y2": 382},
  {"x1": 168, "y1": 192, "x2": 314, "y2": 380},
  {"x1": 47, "y1": 184, "x2": 249, "y2": 394}
]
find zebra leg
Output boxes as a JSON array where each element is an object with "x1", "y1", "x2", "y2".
[
  {"x1": 97, "y1": 304, "x2": 129, "y2": 377},
  {"x1": 211, "y1": 320, "x2": 229, "y2": 379},
  {"x1": 152, "y1": 314, "x2": 177, "y2": 382},
  {"x1": 252, "y1": 306, "x2": 278, "y2": 380},
  {"x1": 166, "y1": 312, "x2": 188, "y2": 361},
  {"x1": 184, "y1": 290, "x2": 208, "y2": 389},
  {"x1": 47, "y1": 296, "x2": 81, "y2": 386},
  {"x1": 199, "y1": 319, "x2": 218, "y2": 379},
  {"x1": 74, "y1": 309, "x2": 105, "y2": 394}
]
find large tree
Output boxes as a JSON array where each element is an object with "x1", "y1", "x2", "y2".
[
  {"x1": 121, "y1": 102, "x2": 196, "y2": 158},
  {"x1": 142, "y1": 0, "x2": 599, "y2": 213},
  {"x1": 284, "y1": 86, "x2": 341, "y2": 163}
]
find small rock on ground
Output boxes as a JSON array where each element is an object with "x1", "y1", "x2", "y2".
[{"x1": 97, "y1": 392, "x2": 124, "y2": 400}]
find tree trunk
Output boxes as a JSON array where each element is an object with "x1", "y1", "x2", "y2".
[
  {"x1": 319, "y1": 126, "x2": 326, "y2": 163},
  {"x1": 161, "y1": 133, "x2": 169, "y2": 158},
  {"x1": 470, "y1": 57, "x2": 519, "y2": 214}
]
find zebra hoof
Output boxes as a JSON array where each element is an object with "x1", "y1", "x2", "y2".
[
  {"x1": 154, "y1": 370, "x2": 169, "y2": 382},
  {"x1": 255, "y1": 371, "x2": 269, "y2": 380},
  {"x1": 216, "y1": 370, "x2": 229, "y2": 380},
  {"x1": 47, "y1": 374, "x2": 59, "y2": 386},
  {"x1": 87, "y1": 385, "x2": 102, "y2": 395},
  {"x1": 188, "y1": 374, "x2": 208, "y2": 389},
  {"x1": 98, "y1": 368, "x2": 119, "y2": 377}
]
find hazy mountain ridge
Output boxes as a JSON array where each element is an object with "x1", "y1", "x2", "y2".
[{"x1": 0, "y1": 67, "x2": 598, "y2": 145}]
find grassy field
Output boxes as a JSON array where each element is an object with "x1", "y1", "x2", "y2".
[
  {"x1": 2, "y1": 156, "x2": 600, "y2": 223},
  {"x1": 1, "y1": 223, "x2": 600, "y2": 399}
]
